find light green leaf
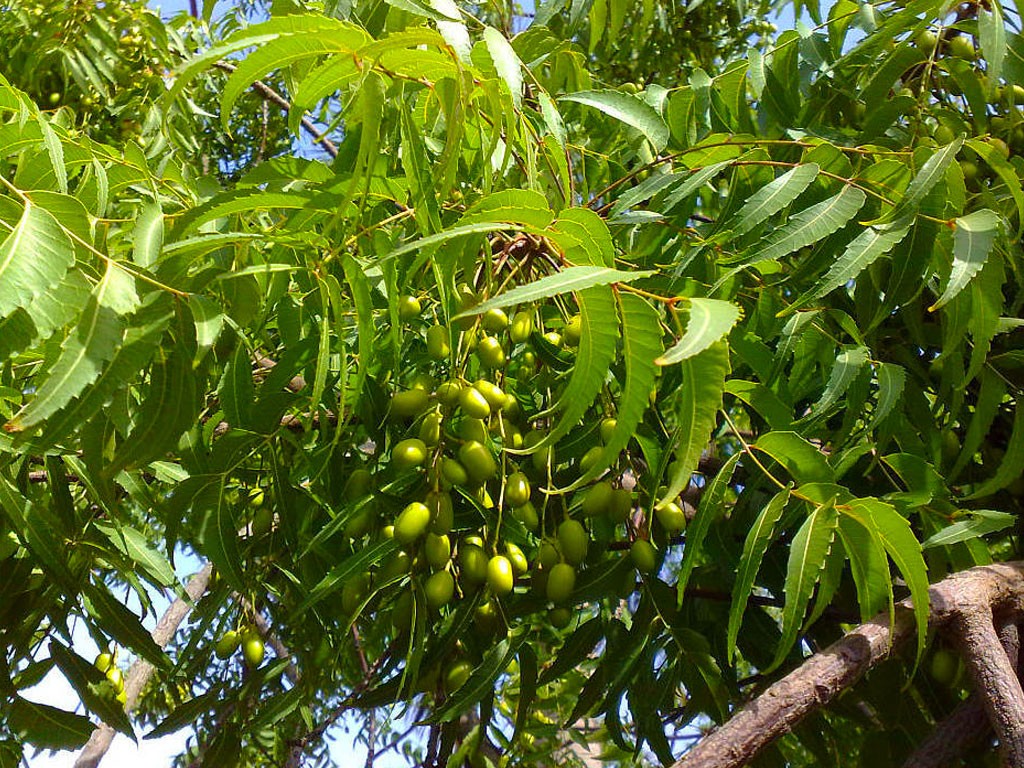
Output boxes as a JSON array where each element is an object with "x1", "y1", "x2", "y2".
[
  {"x1": 461, "y1": 189, "x2": 553, "y2": 229},
  {"x1": 427, "y1": 635, "x2": 524, "y2": 723},
  {"x1": 36, "y1": 114, "x2": 68, "y2": 194},
  {"x1": 966, "y1": 398, "x2": 1024, "y2": 499},
  {"x1": 923, "y1": 509, "x2": 1016, "y2": 549},
  {"x1": 537, "y1": 91, "x2": 566, "y2": 147},
  {"x1": 0, "y1": 201, "x2": 74, "y2": 318},
  {"x1": 657, "y1": 298, "x2": 741, "y2": 365},
  {"x1": 731, "y1": 163, "x2": 819, "y2": 236},
  {"x1": 979, "y1": 3, "x2": 1006, "y2": 83},
  {"x1": 727, "y1": 487, "x2": 791, "y2": 662},
  {"x1": 187, "y1": 295, "x2": 224, "y2": 362},
  {"x1": 219, "y1": 344, "x2": 254, "y2": 429},
  {"x1": 84, "y1": 584, "x2": 169, "y2": 670},
  {"x1": 548, "y1": 208, "x2": 615, "y2": 268},
  {"x1": 929, "y1": 209, "x2": 1003, "y2": 311},
  {"x1": 753, "y1": 431, "x2": 835, "y2": 485},
  {"x1": 869, "y1": 362, "x2": 905, "y2": 430},
  {"x1": 966, "y1": 138, "x2": 1024, "y2": 238},
  {"x1": 609, "y1": 172, "x2": 681, "y2": 218},
  {"x1": 724, "y1": 380, "x2": 792, "y2": 430},
  {"x1": 560, "y1": 89, "x2": 670, "y2": 151},
  {"x1": 871, "y1": 137, "x2": 964, "y2": 226},
  {"x1": 798, "y1": 346, "x2": 869, "y2": 422},
  {"x1": 837, "y1": 514, "x2": 891, "y2": 622},
  {"x1": 483, "y1": 26, "x2": 523, "y2": 108},
  {"x1": 133, "y1": 201, "x2": 163, "y2": 268},
  {"x1": 9, "y1": 698, "x2": 93, "y2": 750},
  {"x1": 430, "y1": 0, "x2": 472, "y2": 63},
  {"x1": 93, "y1": 520, "x2": 176, "y2": 587},
  {"x1": 660, "y1": 160, "x2": 734, "y2": 214}
]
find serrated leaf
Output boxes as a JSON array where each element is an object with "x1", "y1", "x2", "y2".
[
  {"x1": 923, "y1": 509, "x2": 1016, "y2": 549},
  {"x1": 218, "y1": 344, "x2": 254, "y2": 430},
  {"x1": 36, "y1": 115, "x2": 68, "y2": 195},
  {"x1": 548, "y1": 208, "x2": 615, "y2": 268},
  {"x1": 199, "y1": 483, "x2": 245, "y2": 594},
  {"x1": 870, "y1": 137, "x2": 964, "y2": 227},
  {"x1": 731, "y1": 163, "x2": 819, "y2": 236},
  {"x1": 727, "y1": 487, "x2": 791, "y2": 662},
  {"x1": 869, "y1": 362, "x2": 905, "y2": 430},
  {"x1": 0, "y1": 201, "x2": 74, "y2": 318},
  {"x1": 966, "y1": 398, "x2": 1024, "y2": 499},
  {"x1": 560, "y1": 90, "x2": 669, "y2": 151},
  {"x1": 49, "y1": 641, "x2": 134, "y2": 738},
  {"x1": 951, "y1": 369, "x2": 1005, "y2": 482},
  {"x1": 378, "y1": 222, "x2": 524, "y2": 265},
  {"x1": 724, "y1": 380, "x2": 792, "y2": 430},
  {"x1": 0, "y1": 473, "x2": 75, "y2": 587},
  {"x1": 93, "y1": 520, "x2": 176, "y2": 588},
  {"x1": 84, "y1": 584, "x2": 169, "y2": 670},
  {"x1": 461, "y1": 189, "x2": 553, "y2": 229},
  {"x1": 609, "y1": 172, "x2": 681, "y2": 219},
  {"x1": 979, "y1": 3, "x2": 1006, "y2": 83},
  {"x1": 837, "y1": 514, "x2": 891, "y2": 622},
  {"x1": 660, "y1": 160, "x2": 734, "y2": 214},
  {"x1": 657, "y1": 298, "x2": 741, "y2": 365},
  {"x1": 753, "y1": 431, "x2": 835, "y2": 485},
  {"x1": 769, "y1": 500, "x2": 839, "y2": 671},
  {"x1": 8, "y1": 698, "x2": 93, "y2": 750},
  {"x1": 483, "y1": 26, "x2": 522, "y2": 108},
  {"x1": 133, "y1": 201, "x2": 163, "y2": 268},
  {"x1": 187, "y1": 295, "x2": 224, "y2": 362},
  {"x1": 430, "y1": 0, "x2": 472, "y2": 63},
  {"x1": 537, "y1": 91, "x2": 566, "y2": 147},
  {"x1": 929, "y1": 209, "x2": 1003, "y2": 312},
  {"x1": 799, "y1": 346, "x2": 869, "y2": 423},
  {"x1": 427, "y1": 635, "x2": 524, "y2": 723},
  {"x1": 966, "y1": 138, "x2": 1024, "y2": 238}
]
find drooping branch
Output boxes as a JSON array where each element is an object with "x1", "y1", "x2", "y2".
[
  {"x1": 74, "y1": 563, "x2": 214, "y2": 768},
  {"x1": 674, "y1": 562, "x2": 1024, "y2": 768}
]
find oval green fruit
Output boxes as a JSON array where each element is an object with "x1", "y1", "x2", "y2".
[
  {"x1": 474, "y1": 379, "x2": 505, "y2": 408},
  {"x1": 426, "y1": 325, "x2": 451, "y2": 360},
  {"x1": 94, "y1": 652, "x2": 114, "y2": 673},
  {"x1": 541, "y1": 331, "x2": 562, "y2": 349},
  {"x1": 380, "y1": 550, "x2": 412, "y2": 581},
  {"x1": 608, "y1": 489, "x2": 632, "y2": 524},
  {"x1": 419, "y1": 412, "x2": 443, "y2": 447},
  {"x1": 392, "y1": 438, "x2": 428, "y2": 471},
  {"x1": 538, "y1": 540, "x2": 560, "y2": 569},
  {"x1": 546, "y1": 563, "x2": 576, "y2": 603},
  {"x1": 487, "y1": 555, "x2": 515, "y2": 595},
  {"x1": 482, "y1": 308, "x2": 509, "y2": 333},
  {"x1": 445, "y1": 659, "x2": 473, "y2": 691},
  {"x1": 581, "y1": 481, "x2": 614, "y2": 517},
  {"x1": 460, "y1": 386, "x2": 491, "y2": 420},
  {"x1": 505, "y1": 472, "x2": 531, "y2": 508},
  {"x1": 599, "y1": 418, "x2": 617, "y2": 444},
  {"x1": 344, "y1": 468, "x2": 373, "y2": 500},
  {"x1": 105, "y1": 666, "x2": 124, "y2": 690},
  {"x1": 510, "y1": 311, "x2": 533, "y2": 343},
  {"x1": 459, "y1": 543, "x2": 489, "y2": 586},
  {"x1": 247, "y1": 486, "x2": 265, "y2": 507},
  {"x1": 558, "y1": 520, "x2": 589, "y2": 566},
  {"x1": 631, "y1": 539, "x2": 658, "y2": 574},
  {"x1": 513, "y1": 501, "x2": 539, "y2": 530},
  {"x1": 549, "y1": 607, "x2": 572, "y2": 629},
  {"x1": 563, "y1": 315, "x2": 582, "y2": 346},
  {"x1": 215, "y1": 630, "x2": 240, "y2": 660},
  {"x1": 391, "y1": 590, "x2": 413, "y2": 630},
  {"x1": 948, "y1": 35, "x2": 976, "y2": 60},
  {"x1": 459, "y1": 417, "x2": 489, "y2": 444},
  {"x1": 474, "y1": 599, "x2": 501, "y2": 634},
  {"x1": 436, "y1": 380, "x2": 462, "y2": 406},
  {"x1": 398, "y1": 295, "x2": 422, "y2": 321},
  {"x1": 930, "y1": 648, "x2": 958, "y2": 685},
  {"x1": 459, "y1": 441, "x2": 497, "y2": 483},
  {"x1": 476, "y1": 336, "x2": 506, "y2": 369},
  {"x1": 505, "y1": 542, "x2": 529, "y2": 575},
  {"x1": 426, "y1": 491, "x2": 454, "y2": 533},
  {"x1": 425, "y1": 533, "x2": 451, "y2": 569},
  {"x1": 425, "y1": 570, "x2": 455, "y2": 609},
  {"x1": 656, "y1": 501, "x2": 686, "y2": 534},
  {"x1": 251, "y1": 507, "x2": 273, "y2": 537},
  {"x1": 579, "y1": 446, "x2": 602, "y2": 474},
  {"x1": 395, "y1": 501, "x2": 431, "y2": 544},
  {"x1": 441, "y1": 457, "x2": 469, "y2": 487},
  {"x1": 933, "y1": 124, "x2": 956, "y2": 145},
  {"x1": 242, "y1": 635, "x2": 265, "y2": 667},
  {"x1": 391, "y1": 389, "x2": 430, "y2": 419}
]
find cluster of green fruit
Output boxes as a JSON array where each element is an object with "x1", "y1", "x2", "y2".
[
  {"x1": 93, "y1": 649, "x2": 128, "y2": 706},
  {"x1": 213, "y1": 626, "x2": 266, "y2": 668}
]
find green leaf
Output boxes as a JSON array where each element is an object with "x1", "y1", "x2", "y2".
[
  {"x1": 537, "y1": 91, "x2": 566, "y2": 147},
  {"x1": 922, "y1": 509, "x2": 1016, "y2": 549},
  {"x1": 560, "y1": 90, "x2": 670, "y2": 151},
  {"x1": 659, "y1": 160, "x2": 734, "y2": 214},
  {"x1": 430, "y1": 0, "x2": 472, "y2": 63},
  {"x1": 929, "y1": 209, "x2": 1003, "y2": 312},
  {"x1": 799, "y1": 346, "x2": 869, "y2": 423},
  {"x1": 483, "y1": 26, "x2": 523, "y2": 108},
  {"x1": 660, "y1": 342, "x2": 730, "y2": 505},
  {"x1": 8, "y1": 697, "x2": 93, "y2": 750},
  {"x1": 657, "y1": 298, "x2": 741, "y2": 365},
  {"x1": 512, "y1": 643, "x2": 537, "y2": 747},
  {"x1": 0, "y1": 200, "x2": 74, "y2": 318},
  {"x1": 727, "y1": 487, "x2": 791, "y2": 662},
  {"x1": 753, "y1": 432, "x2": 835, "y2": 485},
  {"x1": 199, "y1": 483, "x2": 246, "y2": 595},
  {"x1": 454, "y1": 267, "x2": 654, "y2": 319},
  {"x1": 0, "y1": 473, "x2": 75, "y2": 587},
  {"x1": 724, "y1": 380, "x2": 792, "y2": 430},
  {"x1": 218, "y1": 344, "x2": 254, "y2": 430},
  {"x1": 950, "y1": 368, "x2": 1005, "y2": 482},
  {"x1": 298, "y1": 538, "x2": 398, "y2": 614},
  {"x1": 869, "y1": 362, "x2": 905, "y2": 430},
  {"x1": 731, "y1": 163, "x2": 820, "y2": 236},
  {"x1": 837, "y1": 514, "x2": 891, "y2": 622},
  {"x1": 966, "y1": 398, "x2": 1024, "y2": 499},
  {"x1": 93, "y1": 520, "x2": 176, "y2": 588},
  {"x1": 36, "y1": 114, "x2": 68, "y2": 195},
  {"x1": 133, "y1": 201, "x2": 163, "y2": 268},
  {"x1": 870, "y1": 137, "x2": 964, "y2": 227},
  {"x1": 187, "y1": 295, "x2": 224, "y2": 362},
  {"x1": 377, "y1": 222, "x2": 522, "y2": 265},
  {"x1": 144, "y1": 689, "x2": 222, "y2": 739},
  {"x1": 84, "y1": 584, "x2": 169, "y2": 670},
  {"x1": 539, "y1": 617, "x2": 604, "y2": 684},
  {"x1": 769, "y1": 500, "x2": 839, "y2": 671},
  {"x1": 548, "y1": 208, "x2": 615, "y2": 268},
  {"x1": 49, "y1": 641, "x2": 134, "y2": 738},
  {"x1": 729, "y1": 186, "x2": 866, "y2": 266},
  {"x1": 978, "y1": 3, "x2": 1006, "y2": 83},
  {"x1": 966, "y1": 138, "x2": 1024, "y2": 238},
  {"x1": 427, "y1": 635, "x2": 524, "y2": 723}
]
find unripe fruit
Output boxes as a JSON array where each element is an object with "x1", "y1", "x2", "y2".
[
  {"x1": 391, "y1": 389, "x2": 430, "y2": 420},
  {"x1": 94, "y1": 652, "x2": 114, "y2": 673},
  {"x1": 459, "y1": 417, "x2": 489, "y2": 444},
  {"x1": 392, "y1": 439, "x2": 428, "y2": 471},
  {"x1": 380, "y1": 550, "x2": 412, "y2": 581},
  {"x1": 251, "y1": 507, "x2": 273, "y2": 537},
  {"x1": 631, "y1": 539, "x2": 658, "y2": 574},
  {"x1": 436, "y1": 381, "x2": 462, "y2": 406},
  {"x1": 391, "y1": 591, "x2": 413, "y2": 630},
  {"x1": 425, "y1": 533, "x2": 451, "y2": 568},
  {"x1": 215, "y1": 630, "x2": 240, "y2": 659},
  {"x1": 242, "y1": 635, "x2": 265, "y2": 666},
  {"x1": 116, "y1": 689, "x2": 127, "y2": 706},
  {"x1": 382, "y1": 525, "x2": 395, "y2": 540},
  {"x1": 563, "y1": 315, "x2": 582, "y2": 346},
  {"x1": 542, "y1": 331, "x2": 562, "y2": 348},
  {"x1": 474, "y1": 599, "x2": 501, "y2": 633},
  {"x1": 487, "y1": 555, "x2": 515, "y2": 595},
  {"x1": 505, "y1": 472, "x2": 531, "y2": 508},
  {"x1": 445, "y1": 659, "x2": 473, "y2": 691},
  {"x1": 459, "y1": 543, "x2": 489, "y2": 586},
  {"x1": 482, "y1": 308, "x2": 509, "y2": 333},
  {"x1": 247, "y1": 486, "x2": 265, "y2": 507},
  {"x1": 344, "y1": 468, "x2": 373, "y2": 500},
  {"x1": 510, "y1": 311, "x2": 533, "y2": 343},
  {"x1": 474, "y1": 380, "x2": 505, "y2": 408},
  {"x1": 514, "y1": 502, "x2": 539, "y2": 530},
  {"x1": 608, "y1": 489, "x2": 632, "y2": 524},
  {"x1": 460, "y1": 387, "x2": 491, "y2": 420},
  {"x1": 581, "y1": 481, "x2": 614, "y2": 517},
  {"x1": 558, "y1": 520, "x2": 589, "y2": 566},
  {"x1": 933, "y1": 125, "x2": 956, "y2": 145},
  {"x1": 426, "y1": 325, "x2": 451, "y2": 360},
  {"x1": 930, "y1": 648, "x2": 958, "y2": 686},
  {"x1": 538, "y1": 540, "x2": 560, "y2": 569},
  {"x1": 455, "y1": 284, "x2": 478, "y2": 328},
  {"x1": 342, "y1": 573, "x2": 370, "y2": 614},
  {"x1": 398, "y1": 295, "x2": 421, "y2": 321},
  {"x1": 476, "y1": 336, "x2": 506, "y2": 369},
  {"x1": 419, "y1": 412, "x2": 443, "y2": 446},
  {"x1": 441, "y1": 457, "x2": 469, "y2": 487},
  {"x1": 990, "y1": 137, "x2": 1010, "y2": 160},
  {"x1": 656, "y1": 501, "x2": 686, "y2": 533},
  {"x1": 948, "y1": 35, "x2": 976, "y2": 60},
  {"x1": 395, "y1": 502, "x2": 431, "y2": 544},
  {"x1": 105, "y1": 666, "x2": 124, "y2": 690},
  {"x1": 427, "y1": 491, "x2": 454, "y2": 533},
  {"x1": 549, "y1": 607, "x2": 572, "y2": 628},
  {"x1": 914, "y1": 29, "x2": 937, "y2": 53},
  {"x1": 48, "y1": 91, "x2": 61, "y2": 105},
  {"x1": 505, "y1": 543, "x2": 529, "y2": 575},
  {"x1": 459, "y1": 441, "x2": 497, "y2": 483},
  {"x1": 599, "y1": 418, "x2": 617, "y2": 444},
  {"x1": 546, "y1": 563, "x2": 576, "y2": 603},
  {"x1": 579, "y1": 446, "x2": 603, "y2": 474},
  {"x1": 961, "y1": 160, "x2": 980, "y2": 185},
  {"x1": 425, "y1": 570, "x2": 455, "y2": 609}
]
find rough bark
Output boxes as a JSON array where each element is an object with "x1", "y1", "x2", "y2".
[
  {"x1": 73, "y1": 563, "x2": 214, "y2": 768},
  {"x1": 674, "y1": 562, "x2": 1024, "y2": 768}
]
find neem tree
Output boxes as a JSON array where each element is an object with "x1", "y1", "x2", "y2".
[{"x1": 1, "y1": 0, "x2": 1023, "y2": 766}]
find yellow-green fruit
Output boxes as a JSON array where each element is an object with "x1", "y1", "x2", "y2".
[
  {"x1": 948, "y1": 35, "x2": 976, "y2": 60},
  {"x1": 395, "y1": 501, "x2": 431, "y2": 544},
  {"x1": 549, "y1": 607, "x2": 572, "y2": 629},
  {"x1": 538, "y1": 540, "x2": 561, "y2": 569},
  {"x1": 419, "y1": 412, "x2": 443, "y2": 447},
  {"x1": 608, "y1": 489, "x2": 632, "y2": 524},
  {"x1": 242, "y1": 634, "x2": 265, "y2": 667},
  {"x1": 542, "y1": 331, "x2": 562, "y2": 349},
  {"x1": 391, "y1": 591, "x2": 414, "y2": 630},
  {"x1": 563, "y1": 315, "x2": 582, "y2": 346},
  {"x1": 990, "y1": 137, "x2": 1010, "y2": 160},
  {"x1": 558, "y1": 520, "x2": 589, "y2": 566},
  {"x1": 459, "y1": 543, "x2": 489, "y2": 586},
  {"x1": 344, "y1": 507, "x2": 373, "y2": 539},
  {"x1": 914, "y1": 29, "x2": 937, "y2": 52},
  {"x1": 392, "y1": 438, "x2": 428, "y2": 471},
  {"x1": 933, "y1": 124, "x2": 956, "y2": 145},
  {"x1": 106, "y1": 666, "x2": 124, "y2": 691},
  {"x1": 510, "y1": 311, "x2": 533, "y2": 343},
  {"x1": 425, "y1": 570, "x2": 455, "y2": 609},
  {"x1": 546, "y1": 563, "x2": 576, "y2": 603},
  {"x1": 445, "y1": 659, "x2": 473, "y2": 691},
  {"x1": 520, "y1": 350, "x2": 536, "y2": 368},
  {"x1": 482, "y1": 308, "x2": 509, "y2": 333},
  {"x1": 474, "y1": 599, "x2": 501, "y2": 633},
  {"x1": 380, "y1": 550, "x2": 411, "y2": 581},
  {"x1": 459, "y1": 417, "x2": 489, "y2": 444},
  {"x1": 381, "y1": 524, "x2": 395, "y2": 540},
  {"x1": 425, "y1": 533, "x2": 452, "y2": 569},
  {"x1": 441, "y1": 457, "x2": 469, "y2": 487},
  {"x1": 426, "y1": 325, "x2": 451, "y2": 360},
  {"x1": 247, "y1": 486, "x2": 265, "y2": 507},
  {"x1": 459, "y1": 441, "x2": 497, "y2": 483},
  {"x1": 525, "y1": 430, "x2": 553, "y2": 472},
  {"x1": 344, "y1": 468, "x2": 373, "y2": 500},
  {"x1": 427, "y1": 491, "x2": 454, "y2": 533},
  {"x1": 656, "y1": 501, "x2": 686, "y2": 533},
  {"x1": 581, "y1": 481, "x2": 614, "y2": 517},
  {"x1": 579, "y1": 446, "x2": 603, "y2": 474},
  {"x1": 961, "y1": 160, "x2": 979, "y2": 185},
  {"x1": 391, "y1": 389, "x2": 430, "y2": 419},
  {"x1": 94, "y1": 652, "x2": 114, "y2": 673},
  {"x1": 48, "y1": 91, "x2": 61, "y2": 105},
  {"x1": 460, "y1": 386, "x2": 491, "y2": 420},
  {"x1": 505, "y1": 542, "x2": 529, "y2": 576},
  {"x1": 505, "y1": 472, "x2": 531, "y2": 508},
  {"x1": 251, "y1": 507, "x2": 273, "y2": 537},
  {"x1": 436, "y1": 380, "x2": 462, "y2": 406},
  {"x1": 474, "y1": 380, "x2": 505, "y2": 408},
  {"x1": 930, "y1": 648, "x2": 958, "y2": 685},
  {"x1": 631, "y1": 539, "x2": 658, "y2": 574},
  {"x1": 487, "y1": 555, "x2": 515, "y2": 595},
  {"x1": 599, "y1": 418, "x2": 617, "y2": 444},
  {"x1": 514, "y1": 502, "x2": 539, "y2": 530},
  {"x1": 215, "y1": 630, "x2": 240, "y2": 660},
  {"x1": 342, "y1": 573, "x2": 370, "y2": 614},
  {"x1": 398, "y1": 295, "x2": 422, "y2": 321},
  {"x1": 476, "y1": 336, "x2": 506, "y2": 369},
  {"x1": 116, "y1": 689, "x2": 127, "y2": 706}
]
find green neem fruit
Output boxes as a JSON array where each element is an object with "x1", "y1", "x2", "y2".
[
  {"x1": 48, "y1": 91, "x2": 61, "y2": 105},
  {"x1": 579, "y1": 446, "x2": 603, "y2": 474},
  {"x1": 425, "y1": 533, "x2": 452, "y2": 569},
  {"x1": 391, "y1": 591, "x2": 414, "y2": 630},
  {"x1": 525, "y1": 430, "x2": 553, "y2": 472},
  {"x1": 546, "y1": 563, "x2": 576, "y2": 603},
  {"x1": 251, "y1": 507, "x2": 273, "y2": 537},
  {"x1": 380, "y1": 550, "x2": 412, "y2": 581},
  {"x1": 455, "y1": 284, "x2": 478, "y2": 329},
  {"x1": 541, "y1": 331, "x2": 562, "y2": 349},
  {"x1": 344, "y1": 468, "x2": 373, "y2": 500},
  {"x1": 487, "y1": 555, "x2": 515, "y2": 595},
  {"x1": 398, "y1": 295, "x2": 422, "y2": 321},
  {"x1": 395, "y1": 502, "x2": 431, "y2": 544},
  {"x1": 342, "y1": 573, "x2": 370, "y2": 614},
  {"x1": 381, "y1": 524, "x2": 395, "y2": 540},
  {"x1": 426, "y1": 325, "x2": 451, "y2": 360},
  {"x1": 948, "y1": 35, "x2": 976, "y2": 60},
  {"x1": 514, "y1": 502, "x2": 539, "y2": 530},
  {"x1": 215, "y1": 630, "x2": 241, "y2": 659},
  {"x1": 459, "y1": 543, "x2": 489, "y2": 586},
  {"x1": 482, "y1": 308, "x2": 509, "y2": 333},
  {"x1": 476, "y1": 336, "x2": 506, "y2": 369},
  {"x1": 502, "y1": 394, "x2": 520, "y2": 418},
  {"x1": 960, "y1": 160, "x2": 979, "y2": 185},
  {"x1": 563, "y1": 315, "x2": 582, "y2": 346},
  {"x1": 116, "y1": 689, "x2": 127, "y2": 706},
  {"x1": 391, "y1": 389, "x2": 430, "y2": 419},
  {"x1": 656, "y1": 501, "x2": 686, "y2": 534},
  {"x1": 242, "y1": 634, "x2": 265, "y2": 667},
  {"x1": 599, "y1": 418, "x2": 617, "y2": 444},
  {"x1": 441, "y1": 457, "x2": 469, "y2": 487},
  {"x1": 425, "y1": 570, "x2": 455, "y2": 609},
  {"x1": 427, "y1": 491, "x2": 454, "y2": 533},
  {"x1": 445, "y1": 658, "x2": 473, "y2": 691},
  {"x1": 474, "y1": 379, "x2": 505, "y2": 408},
  {"x1": 436, "y1": 380, "x2": 463, "y2": 407},
  {"x1": 459, "y1": 417, "x2": 489, "y2": 444},
  {"x1": 933, "y1": 125, "x2": 956, "y2": 145},
  {"x1": 419, "y1": 412, "x2": 443, "y2": 447},
  {"x1": 558, "y1": 520, "x2": 589, "y2": 566},
  {"x1": 631, "y1": 539, "x2": 658, "y2": 574},
  {"x1": 510, "y1": 311, "x2": 533, "y2": 343},
  {"x1": 505, "y1": 542, "x2": 529, "y2": 576},
  {"x1": 608, "y1": 489, "x2": 632, "y2": 524},
  {"x1": 930, "y1": 648, "x2": 958, "y2": 686},
  {"x1": 914, "y1": 29, "x2": 937, "y2": 52},
  {"x1": 392, "y1": 439, "x2": 428, "y2": 471},
  {"x1": 538, "y1": 540, "x2": 560, "y2": 569},
  {"x1": 581, "y1": 481, "x2": 614, "y2": 517},
  {"x1": 459, "y1": 441, "x2": 497, "y2": 483},
  {"x1": 247, "y1": 486, "x2": 265, "y2": 507},
  {"x1": 549, "y1": 607, "x2": 572, "y2": 629},
  {"x1": 474, "y1": 599, "x2": 501, "y2": 633},
  {"x1": 505, "y1": 472, "x2": 531, "y2": 508},
  {"x1": 460, "y1": 386, "x2": 491, "y2": 420},
  {"x1": 105, "y1": 666, "x2": 125, "y2": 690},
  {"x1": 94, "y1": 651, "x2": 114, "y2": 673},
  {"x1": 464, "y1": 534, "x2": 485, "y2": 549},
  {"x1": 990, "y1": 137, "x2": 1010, "y2": 160}
]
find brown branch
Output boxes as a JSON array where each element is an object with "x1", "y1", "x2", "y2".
[
  {"x1": 74, "y1": 563, "x2": 214, "y2": 768},
  {"x1": 674, "y1": 562, "x2": 1024, "y2": 768}
]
